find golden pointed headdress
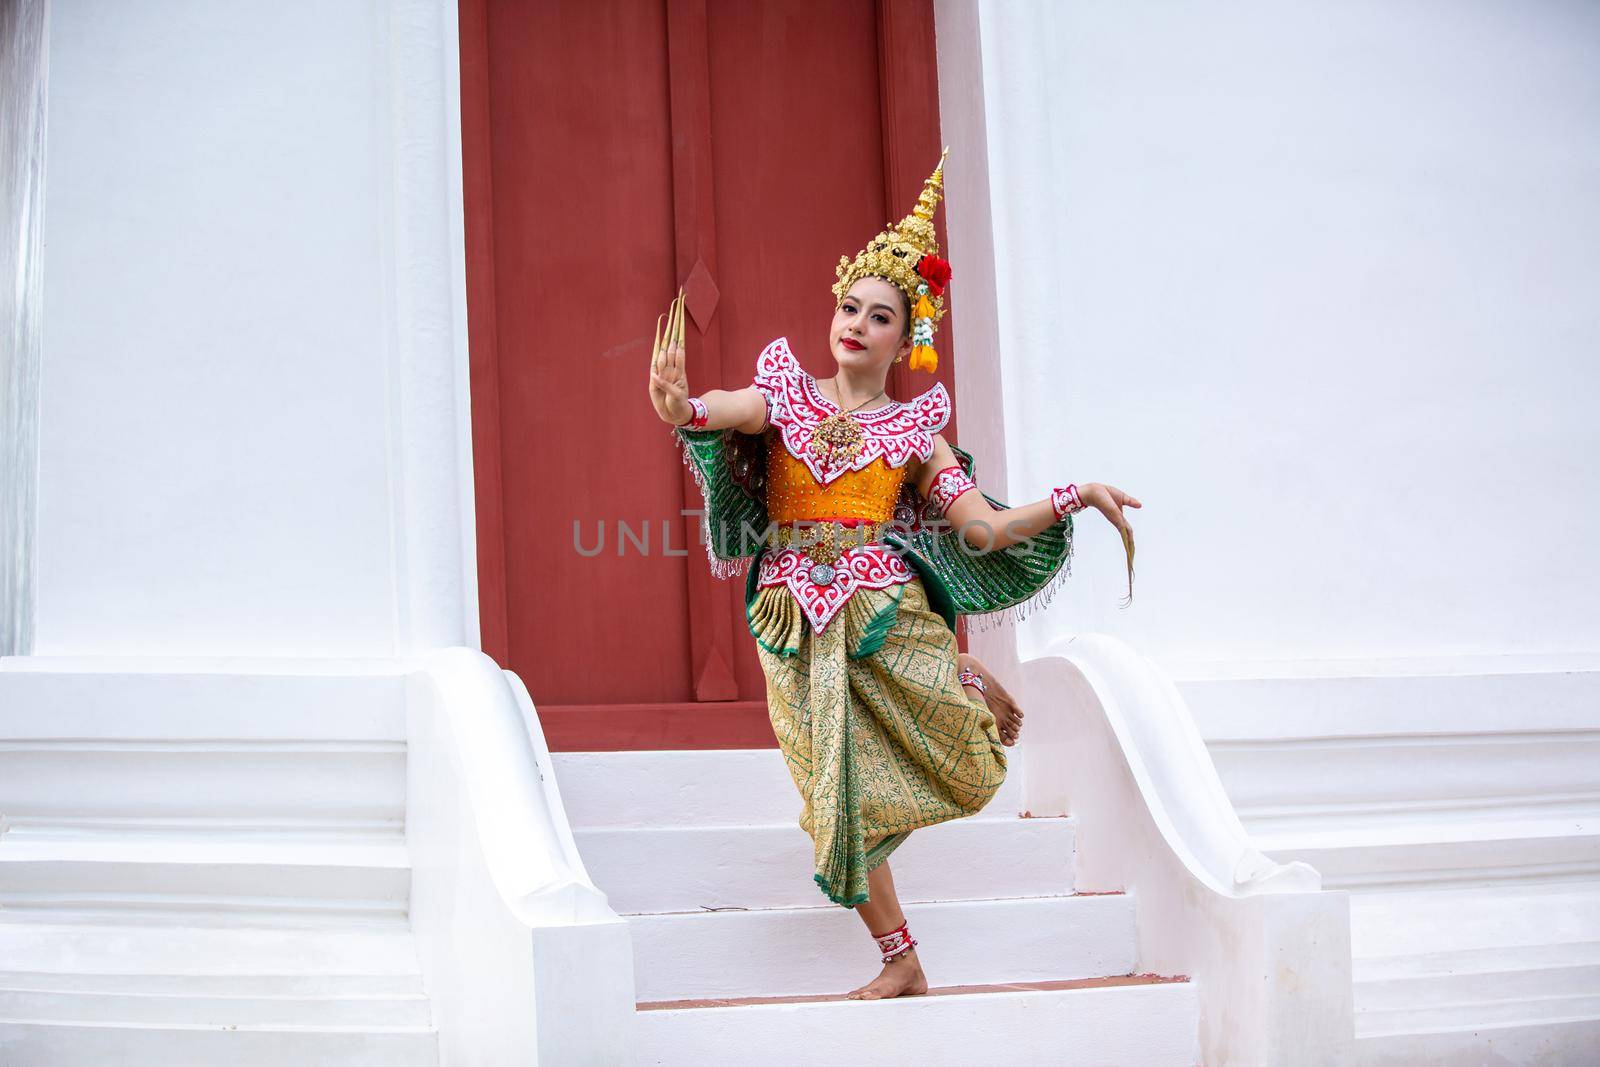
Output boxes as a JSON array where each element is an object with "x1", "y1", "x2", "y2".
[{"x1": 832, "y1": 148, "x2": 952, "y2": 373}]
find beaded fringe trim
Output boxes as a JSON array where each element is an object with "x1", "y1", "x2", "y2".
[
  {"x1": 672, "y1": 427, "x2": 753, "y2": 581},
  {"x1": 961, "y1": 552, "x2": 1074, "y2": 634}
]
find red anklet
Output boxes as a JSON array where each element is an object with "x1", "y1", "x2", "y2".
[{"x1": 872, "y1": 921, "x2": 917, "y2": 963}]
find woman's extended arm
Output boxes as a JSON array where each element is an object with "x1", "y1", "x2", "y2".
[
  {"x1": 913, "y1": 433, "x2": 1141, "y2": 551},
  {"x1": 646, "y1": 295, "x2": 768, "y2": 433}
]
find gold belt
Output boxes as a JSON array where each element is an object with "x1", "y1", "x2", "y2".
[{"x1": 769, "y1": 519, "x2": 889, "y2": 566}]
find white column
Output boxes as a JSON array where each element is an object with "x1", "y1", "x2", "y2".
[{"x1": 1, "y1": 0, "x2": 50, "y2": 656}]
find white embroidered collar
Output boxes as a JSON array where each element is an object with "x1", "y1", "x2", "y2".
[{"x1": 753, "y1": 336, "x2": 950, "y2": 485}]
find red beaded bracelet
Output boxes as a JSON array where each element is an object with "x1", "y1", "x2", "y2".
[
  {"x1": 1050, "y1": 483, "x2": 1084, "y2": 519},
  {"x1": 927, "y1": 464, "x2": 978, "y2": 517}
]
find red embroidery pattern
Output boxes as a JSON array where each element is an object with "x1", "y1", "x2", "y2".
[
  {"x1": 752, "y1": 337, "x2": 950, "y2": 486},
  {"x1": 757, "y1": 544, "x2": 915, "y2": 634},
  {"x1": 1051, "y1": 483, "x2": 1084, "y2": 519},
  {"x1": 873, "y1": 921, "x2": 918, "y2": 962},
  {"x1": 926, "y1": 464, "x2": 977, "y2": 516}
]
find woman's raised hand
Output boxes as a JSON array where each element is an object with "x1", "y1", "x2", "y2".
[
  {"x1": 1080, "y1": 483, "x2": 1141, "y2": 606},
  {"x1": 648, "y1": 290, "x2": 692, "y2": 426}
]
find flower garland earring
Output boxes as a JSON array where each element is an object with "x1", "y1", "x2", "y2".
[{"x1": 909, "y1": 253, "x2": 951, "y2": 372}]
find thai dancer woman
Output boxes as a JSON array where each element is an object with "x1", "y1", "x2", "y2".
[{"x1": 645, "y1": 150, "x2": 1141, "y2": 1001}]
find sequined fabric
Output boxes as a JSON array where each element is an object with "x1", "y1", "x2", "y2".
[
  {"x1": 755, "y1": 576, "x2": 1007, "y2": 907},
  {"x1": 766, "y1": 444, "x2": 905, "y2": 524}
]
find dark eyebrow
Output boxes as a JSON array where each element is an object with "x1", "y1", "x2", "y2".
[{"x1": 842, "y1": 295, "x2": 898, "y2": 316}]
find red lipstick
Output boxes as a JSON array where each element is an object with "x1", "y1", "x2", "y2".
[{"x1": 840, "y1": 338, "x2": 865, "y2": 351}]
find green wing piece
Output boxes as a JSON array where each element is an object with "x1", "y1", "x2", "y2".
[
  {"x1": 676, "y1": 429, "x2": 1073, "y2": 622},
  {"x1": 674, "y1": 427, "x2": 768, "y2": 574},
  {"x1": 890, "y1": 444, "x2": 1074, "y2": 624}
]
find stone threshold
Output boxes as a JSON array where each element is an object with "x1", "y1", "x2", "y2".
[{"x1": 637, "y1": 973, "x2": 1189, "y2": 1011}]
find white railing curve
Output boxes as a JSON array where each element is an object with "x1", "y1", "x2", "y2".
[
  {"x1": 1020, "y1": 633, "x2": 1350, "y2": 1067},
  {"x1": 1052, "y1": 634, "x2": 1320, "y2": 897},
  {"x1": 408, "y1": 646, "x2": 636, "y2": 1066}
]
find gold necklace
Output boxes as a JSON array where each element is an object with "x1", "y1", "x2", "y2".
[{"x1": 809, "y1": 381, "x2": 886, "y2": 469}]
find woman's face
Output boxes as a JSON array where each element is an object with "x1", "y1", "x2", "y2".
[{"x1": 829, "y1": 276, "x2": 912, "y2": 375}]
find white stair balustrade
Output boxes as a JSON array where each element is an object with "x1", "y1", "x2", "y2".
[
  {"x1": 1023, "y1": 635, "x2": 1355, "y2": 1067},
  {"x1": 406, "y1": 647, "x2": 637, "y2": 1067},
  {"x1": 0, "y1": 659, "x2": 438, "y2": 1066},
  {"x1": 0, "y1": 650, "x2": 638, "y2": 1067},
  {"x1": 1182, "y1": 663, "x2": 1600, "y2": 1065}
]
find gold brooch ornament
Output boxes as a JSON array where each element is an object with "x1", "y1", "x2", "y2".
[
  {"x1": 807, "y1": 386, "x2": 885, "y2": 469},
  {"x1": 809, "y1": 412, "x2": 866, "y2": 468}
]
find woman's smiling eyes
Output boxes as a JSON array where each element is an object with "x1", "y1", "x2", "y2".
[{"x1": 840, "y1": 301, "x2": 890, "y2": 325}]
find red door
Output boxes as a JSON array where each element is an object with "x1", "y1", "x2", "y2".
[{"x1": 461, "y1": 0, "x2": 955, "y2": 750}]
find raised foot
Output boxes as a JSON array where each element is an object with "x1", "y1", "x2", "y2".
[
  {"x1": 845, "y1": 950, "x2": 930, "y2": 1001},
  {"x1": 993, "y1": 699, "x2": 1023, "y2": 746}
]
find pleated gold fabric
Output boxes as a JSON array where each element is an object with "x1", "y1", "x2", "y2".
[{"x1": 751, "y1": 576, "x2": 1008, "y2": 907}]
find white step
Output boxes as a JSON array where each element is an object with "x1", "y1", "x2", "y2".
[
  {"x1": 578, "y1": 814, "x2": 1076, "y2": 914},
  {"x1": 1254, "y1": 821, "x2": 1600, "y2": 890},
  {"x1": 1176, "y1": 667, "x2": 1600, "y2": 740},
  {"x1": 1212, "y1": 732, "x2": 1600, "y2": 833},
  {"x1": 0, "y1": 664, "x2": 440, "y2": 1064},
  {"x1": 635, "y1": 979, "x2": 1198, "y2": 1066},
  {"x1": 0, "y1": 922, "x2": 427, "y2": 988},
  {"x1": 1354, "y1": 1018, "x2": 1600, "y2": 1066},
  {"x1": 0, "y1": 743, "x2": 406, "y2": 835},
  {"x1": 0, "y1": 1021, "x2": 439, "y2": 1067},
  {"x1": 0, "y1": 666, "x2": 408, "y2": 836},
  {"x1": 1359, "y1": 992, "x2": 1600, "y2": 1034},
  {"x1": 627, "y1": 893, "x2": 1136, "y2": 1001},
  {"x1": 1349, "y1": 883, "x2": 1600, "y2": 1060},
  {"x1": 0, "y1": 920, "x2": 437, "y2": 1061},
  {"x1": 0, "y1": 665, "x2": 407, "y2": 741},
  {"x1": 1350, "y1": 884, "x2": 1600, "y2": 962},
  {"x1": 552, "y1": 748, "x2": 1029, "y2": 829},
  {"x1": 0, "y1": 834, "x2": 411, "y2": 920},
  {"x1": 0, "y1": 988, "x2": 431, "y2": 1027}
]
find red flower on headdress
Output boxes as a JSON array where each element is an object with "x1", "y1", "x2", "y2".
[{"x1": 916, "y1": 255, "x2": 952, "y2": 297}]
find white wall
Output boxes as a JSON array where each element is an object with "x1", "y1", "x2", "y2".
[
  {"x1": 35, "y1": 0, "x2": 475, "y2": 657},
  {"x1": 967, "y1": 0, "x2": 1600, "y2": 672}
]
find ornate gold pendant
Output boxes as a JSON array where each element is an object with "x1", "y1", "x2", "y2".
[{"x1": 808, "y1": 413, "x2": 866, "y2": 468}]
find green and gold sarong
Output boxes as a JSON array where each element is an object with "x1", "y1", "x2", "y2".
[
  {"x1": 674, "y1": 379, "x2": 1074, "y2": 909},
  {"x1": 750, "y1": 576, "x2": 1007, "y2": 907}
]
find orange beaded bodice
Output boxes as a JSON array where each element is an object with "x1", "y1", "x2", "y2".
[
  {"x1": 766, "y1": 441, "x2": 906, "y2": 523},
  {"x1": 743, "y1": 336, "x2": 953, "y2": 634},
  {"x1": 750, "y1": 337, "x2": 952, "y2": 489}
]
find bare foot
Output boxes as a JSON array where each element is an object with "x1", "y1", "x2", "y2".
[
  {"x1": 991, "y1": 697, "x2": 1023, "y2": 746},
  {"x1": 957, "y1": 654, "x2": 1025, "y2": 746},
  {"x1": 845, "y1": 950, "x2": 930, "y2": 1000}
]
